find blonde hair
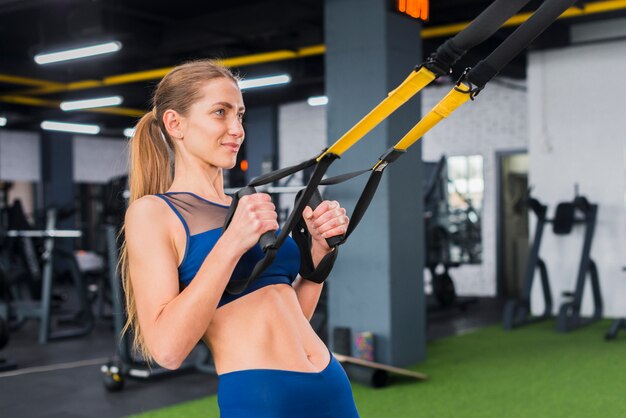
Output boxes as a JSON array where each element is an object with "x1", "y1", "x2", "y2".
[{"x1": 120, "y1": 60, "x2": 238, "y2": 362}]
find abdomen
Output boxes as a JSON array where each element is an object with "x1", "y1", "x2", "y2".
[{"x1": 205, "y1": 284, "x2": 329, "y2": 375}]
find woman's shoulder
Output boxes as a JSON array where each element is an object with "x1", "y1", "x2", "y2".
[{"x1": 125, "y1": 195, "x2": 173, "y2": 232}]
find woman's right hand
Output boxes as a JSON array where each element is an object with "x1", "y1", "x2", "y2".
[{"x1": 221, "y1": 193, "x2": 279, "y2": 254}]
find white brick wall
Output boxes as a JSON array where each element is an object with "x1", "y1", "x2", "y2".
[{"x1": 528, "y1": 38, "x2": 626, "y2": 317}]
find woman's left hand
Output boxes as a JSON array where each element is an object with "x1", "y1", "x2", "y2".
[{"x1": 302, "y1": 200, "x2": 349, "y2": 253}]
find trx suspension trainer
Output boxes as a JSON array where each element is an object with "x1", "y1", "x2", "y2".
[{"x1": 224, "y1": 0, "x2": 578, "y2": 295}]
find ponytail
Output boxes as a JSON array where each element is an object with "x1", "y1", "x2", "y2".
[
  {"x1": 120, "y1": 108, "x2": 175, "y2": 363},
  {"x1": 128, "y1": 108, "x2": 174, "y2": 202},
  {"x1": 119, "y1": 60, "x2": 238, "y2": 363}
]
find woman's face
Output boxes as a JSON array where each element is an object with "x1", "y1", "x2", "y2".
[{"x1": 180, "y1": 77, "x2": 245, "y2": 169}]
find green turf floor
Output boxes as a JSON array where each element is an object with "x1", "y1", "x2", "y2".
[{"x1": 129, "y1": 320, "x2": 626, "y2": 418}]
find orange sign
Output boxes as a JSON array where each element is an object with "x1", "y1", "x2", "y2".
[{"x1": 397, "y1": 0, "x2": 429, "y2": 21}]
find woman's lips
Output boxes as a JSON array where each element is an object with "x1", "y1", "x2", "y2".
[{"x1": 222, "y1": 143, "x2": 240, "y2": 152}]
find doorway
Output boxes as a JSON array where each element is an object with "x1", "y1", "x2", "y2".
[{"x1": 497, "y1": 151, "x2": 529, "y2": 299}]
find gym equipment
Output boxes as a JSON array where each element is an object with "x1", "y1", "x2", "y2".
[
  {"x1": 0, "y1": 277, "x2": 17, "y2": 372},
  {"x1": 331, "y1": 327, "x2": 426, "y2": 388},
  {"x1": 0, "y1": 315, "x2": 16, "y2": 372},
  {"x1": 0, "y1": 229, "x2": 17, "y2": 371},
  {"x1": 0, "y1": 206, "x2": 93, "y2": 343},
  {"x1": 605, "y1": 267, "x2": 625, "y2": 340},
  {"x1": 333, "y1": 352, "x2": 427, "y2": 381},
  {"x1": 503, "y1": 193, "x2": 552, "y2": 329},
  {"x1": 503, "y1": 190, "x2": 602, "y2": 332},
  {"x1": 223, "y1": 0, "x2": 578, "y2": 293},
  {"x1": 606, "y1": 319, "x2": 625, "y2": 341},
  {"x1": 423, "y1": 156, "x2": 481, "y2": 311},
  {"x1": 554, "y1": 194, "x2": 602, "y2": 333}
]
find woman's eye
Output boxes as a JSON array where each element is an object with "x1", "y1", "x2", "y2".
[
  {"x1": 215, "y1": 109, "x2": 225, "y2": 116},
  {"x1": 238, "y1": 113, "x2": 245, "y2": 122}
]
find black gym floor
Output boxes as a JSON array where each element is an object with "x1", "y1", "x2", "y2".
[{"x1": 0, "y1": 297, "x2": 503, "y2": 418}]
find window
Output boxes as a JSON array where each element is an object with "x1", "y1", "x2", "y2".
[{"x1": 446, "y1": 155, "x2": 484, "y2": 264}]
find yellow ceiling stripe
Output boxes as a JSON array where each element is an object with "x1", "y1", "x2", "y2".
[{"x1": 0, "y1": 74, "x2": 64, "y2": 89}]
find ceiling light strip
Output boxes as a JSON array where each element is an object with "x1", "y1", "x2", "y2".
[
  {"x1": 34, "y1": 41, "x2": 122, "y2": 65},
  {"x1": 41, "y1": 121, "x2": 100, "y2": 135},
  {"x1": 0, "y1": 95, "x2": 143, "y2": 117},
  {"x1": 238, "y1": 74, "x2": 291, "y2": 90},
  {"x1": 60, "y1": 96, "x2": 123, "y2": 111},
  {"x1": 307, "y1": 96, "x2": 329, "y2": 106}
]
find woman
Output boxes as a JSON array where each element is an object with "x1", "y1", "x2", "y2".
[{"x1": 121, "y1": 60, "x2": 360, "y2": 417}]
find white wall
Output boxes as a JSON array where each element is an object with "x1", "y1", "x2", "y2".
[
  {"x1": 422, "y1": 80, "x2": 528, "y2": 296},
  {"x1": 0, "y1": 129, "x2": 41, "y2": 181},
  {"x1": 277, "y1": 102, "x2": 327, "y2": 213},
  {"x1": 73, "y1": 135, "x2": 129, "y2": 183},
  {"x1": 528, "y1": 38, "x2": 626, "y2": 318}
]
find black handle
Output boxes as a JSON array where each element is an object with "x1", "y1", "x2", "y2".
[
  {"x1": 224, "y1": 186, "x2": 277, "y2": 252},
  {"x1": 307, "y1": 189, "x2": 343, "y2": 248}
]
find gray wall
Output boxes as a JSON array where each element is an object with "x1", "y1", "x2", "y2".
[
  {"x1": 0, "y1": 129, "x2": 41, "y2": 181},
  {"x1": 324, "y1": 0, "x2": 425, "y2": 365},
  {"x1": 73, "y1": 135, "x2": 128, "y2": 184},
  {"x1": 243, "y1": 106, "x2": 277, "y2": 181}
]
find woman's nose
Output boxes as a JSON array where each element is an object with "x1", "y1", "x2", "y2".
[{"x1": 229, "y1": 117, "x2": 244, "y2": 137}]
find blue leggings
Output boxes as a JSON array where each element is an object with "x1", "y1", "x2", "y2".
[{"x1": 217, "y1": 353, "x2": 360, "y2": 418}]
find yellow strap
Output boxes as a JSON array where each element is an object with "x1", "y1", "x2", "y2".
[
  {"x1": 318, "y1": 66, "x2": 437, "y2": 161},
  {"x1": 394, "y1": 83, "x2": 472, "y2": 151}
]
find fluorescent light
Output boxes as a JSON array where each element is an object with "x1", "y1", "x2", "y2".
[
  {"x1": 307, "y1": 96, "x2": 328, "y2": 106},
  {"x1": 123, "y1": 128, "x2": 135, "y2": 138},
  {"x1": 61, "y1": 96, "x2": 123, "y2": 111},
  {"x1": 238, "y1": 74, "x2": 291, "y2": 90},
  {"x1": 0, "y1": 117, "x2": 6, "y2": 127},
  {"x1": 34, "y1": 41, "x2": 122, "y2": 65},
  {"x1": 41, "y1": 121, "x2": 100, "y2": 135}
]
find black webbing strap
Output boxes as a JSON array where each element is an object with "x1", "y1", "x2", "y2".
[
  {"x1": 310, "y1": 148, "x2": 406, "y2": 248},
  {"x1": 248, "y1": 156, "x2": 319, "y2": 187},
  {"x1": 452, "y1": 0, "x2": 532, "y2": 50},
  {"x1": 292, "y1": 188, "x2": 340, "y2": 283},
  {"x1": 225, "y1": 153, "x2": 339, "y2": 294},
  {"x1": 423, "y1": 0, "x2": 532, "y2": 76},
  {"x1": 468, "y1": 0, "x2": 578, "y2": 88}
]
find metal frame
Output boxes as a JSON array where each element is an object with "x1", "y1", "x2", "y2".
[
  {"x1": 502, "y1": 196, "x2": 553, "y2": 329},
  {"x1": 4, "y1": 208, "x2": 93, "y2": 343},
  {"x1": 555, "y1": 202, "x2": 603, "y2": 332}
]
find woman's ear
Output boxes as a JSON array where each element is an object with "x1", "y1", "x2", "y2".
[{"x1": 162, "y1": 109, "x2": 186, "y2": 140}]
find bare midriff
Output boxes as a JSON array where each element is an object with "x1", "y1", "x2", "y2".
[{"x1": 204, "y1": 283, "x2": 330, "y2": 375}]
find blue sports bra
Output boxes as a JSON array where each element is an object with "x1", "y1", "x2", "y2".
[{"x1": 155, "y1": 192, "x2": 300, "y2": 307}]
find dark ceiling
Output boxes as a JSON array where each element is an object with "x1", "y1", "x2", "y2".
[{"x1": 0, "y1": 0, "x2": 622, "y2": 134}]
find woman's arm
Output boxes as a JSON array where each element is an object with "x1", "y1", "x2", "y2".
[
  {"x1": 127, "y1": 193, "x2": 277, "y2": 369},
  {"x1": 294, "y1": 200, "x2": 348, "y2": 320}
]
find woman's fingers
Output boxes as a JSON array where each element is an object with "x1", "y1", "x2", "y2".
[{"x1": 304, "y1": 200, "x2": 349, "y2": 238}]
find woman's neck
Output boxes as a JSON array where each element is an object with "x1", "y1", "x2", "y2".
[{"x1": 169, "y1": 159, "x2": 230, "y2": 204}]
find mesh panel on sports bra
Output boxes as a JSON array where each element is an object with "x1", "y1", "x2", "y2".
[{"x1": 158, "y1": 192, "x2": 229, "y2": 235}]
